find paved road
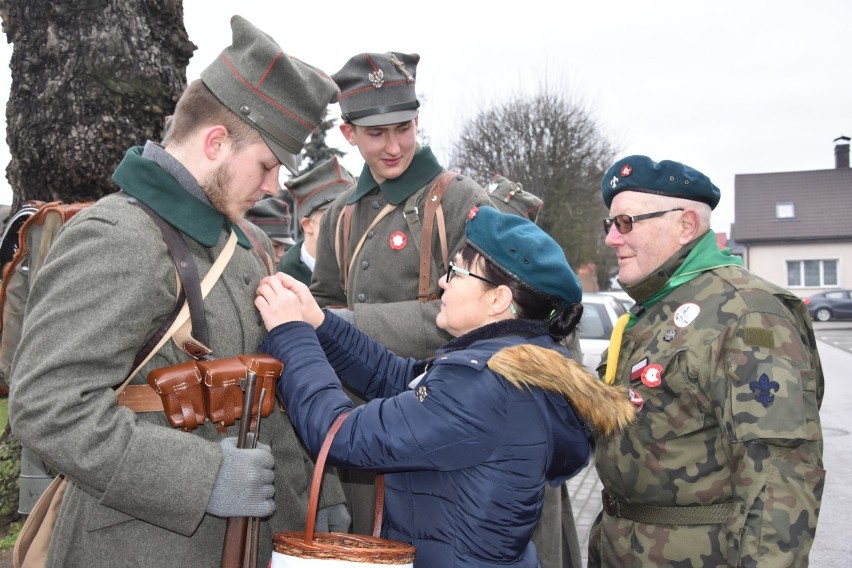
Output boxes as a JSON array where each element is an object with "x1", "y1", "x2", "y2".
[{"x1": 566, "y1": 332, "x2": 852, "y2": 566}]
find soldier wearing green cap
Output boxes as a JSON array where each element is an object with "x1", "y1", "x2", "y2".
[
  {"x1": 281, "y1": 156, "x2": 355, "y2": 285},
  {"x1": 255, "y1": 204, "x2": 635, "y2": 568},
  {"x1": 8, "y1": 15, "x2": 348, "y2": 567},
  {"x1": 589, "y1": 155, "x2": 824, "y2": 566}
]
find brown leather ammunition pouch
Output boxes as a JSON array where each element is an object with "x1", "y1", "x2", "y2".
[
  {"x1": 143, "y1": 354, "x2": 283, "y2": 431},
  {"x1": 147, "y1": 361, "x2": 206, "y2": 431}
]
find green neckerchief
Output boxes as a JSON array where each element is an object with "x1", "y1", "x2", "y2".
[
  {"x1": 111, "y1": 147, "x2": 250, "y2": 249},
  {"x1": 346, "y1": 145, "x2": 444, "y2": 205},
  {"x1": 622, "y1": 230, "x2": 744, "y2": 328}
]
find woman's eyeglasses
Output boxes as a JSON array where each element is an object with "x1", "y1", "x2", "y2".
[
  {"x1": 446, "y1": 262, "x2": 498, "y2": 286},
  {"x1": 602, "y1": 208, "x2": 684, "y2": 235}
]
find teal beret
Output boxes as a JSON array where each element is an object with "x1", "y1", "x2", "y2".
[
  {"x1": 601, "y1": 155, "x2": 720, "y2": 209},
  {"x1": 201, "y1": 16, "x2": 340, "y2": 174},
  {"x1": 465, "y1": 206, "x2": 581, "y2": 305}
]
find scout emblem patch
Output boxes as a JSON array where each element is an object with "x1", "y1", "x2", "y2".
[
  {"x1": 673, "y1": 302, "x2": 700, "y2": 328},
  {"x1": 641, "y1": 364, "x2": 663, "y2": 388},
  {"x1": 663, "y1": 329, "x2": 678, "y2": 342},
  {"x1": 749, "y1": 373, "x2": 780, "y2": 407},
  {"x1": 389, "y1": 231, "x2": 407, "y2": 250},
  {"x1": 468, "y1": 205, "x2": 479, "y2": 220},
  {"x1": 620, "y1": 164, "x2": 633, "y2": 177}
]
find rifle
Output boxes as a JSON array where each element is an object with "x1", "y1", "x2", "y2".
[{"x1": 221, "y1": 369, "x2": 267, "y2": 568}]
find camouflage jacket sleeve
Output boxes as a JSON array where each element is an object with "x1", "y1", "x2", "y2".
[{"x1": 704, "y1": 308, "x2": 824, "y2": 566}]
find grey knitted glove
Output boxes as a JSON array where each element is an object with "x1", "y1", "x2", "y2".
[
  {"x1": 328, "y1": 308, "x2": 355, "y2": 325},
  {"x1": 206, "y1": 437, "x2": 275, "y2": 518},
  {"x1": 315, "y1": 503, "x2": 352, "y2": 533}
]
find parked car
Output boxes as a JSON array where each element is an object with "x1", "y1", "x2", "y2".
[
  {"x1": 578, "y1": 292, "x2": 628, "y2": 372},
  {"x1": 803, "y1": 289, "x2": 852, "y2": 322},
  {"x1": 599, "y1": 289, "x2": 634, "y2": 312}
]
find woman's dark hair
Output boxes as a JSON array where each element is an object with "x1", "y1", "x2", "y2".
[{"x1": 456, "y1": 244, "x2": 583, "y2": 341}]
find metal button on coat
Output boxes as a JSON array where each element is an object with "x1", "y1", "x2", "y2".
[
  {"x1": 361, "y1": 260, "x2": 369, "y2": 270},
  {"x1": 243, "y1": 273, "x2": 251, "y2": 284},
  {"x1": 367, "y1": 231, "x2": 374, "y2": 239},
  {"x1": 371, "y1": 201, "x2": 381, "y2": 210},
  {"x1": 357, "y1": 293, "x2": 367, "y2": 302}
]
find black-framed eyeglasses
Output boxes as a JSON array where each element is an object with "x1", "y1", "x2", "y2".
[
  {"x1": 602, "y1": 208, "x2": 684, "y2": 235},
  {"x1": 446, "y1": 262, "x2": 499, "y2": 286}
]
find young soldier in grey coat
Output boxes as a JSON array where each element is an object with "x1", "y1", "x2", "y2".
[{"x1": 9, "y1": 15, "x2": 347, "y2": 567}]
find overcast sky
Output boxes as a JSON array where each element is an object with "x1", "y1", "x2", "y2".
[{"x1": 0, "y1": 0, "x2": 849, "y2": 235}]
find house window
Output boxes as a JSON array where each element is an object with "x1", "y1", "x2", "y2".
[
  {"x1": 776, "y1": 202, "x2": 795, "y2": 219},
  {"x1": 786, "y1": 259, "x2": 838, "y2": 287}
]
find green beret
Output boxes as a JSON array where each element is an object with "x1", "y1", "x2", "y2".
[
  {"x1": 201, "y1": 15, "x2": 340, "y2": 174},
  {"x1": 465, "y1": 206, "x2": 581, "y2": 305},
  {"x1": 601, "y1": 155, "x2": 720, "y2": 209}
]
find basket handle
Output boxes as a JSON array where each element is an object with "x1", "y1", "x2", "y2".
[{"x1": 304, "y1": 410, "x2": 385, "y2": 543}]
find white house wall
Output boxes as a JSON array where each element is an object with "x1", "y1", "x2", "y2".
[{"x1": 743, "y1": 241, "x2": 852, "y2": 298}]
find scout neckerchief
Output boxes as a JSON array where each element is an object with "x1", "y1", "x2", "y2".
[{"x1": 603, "y1": 230, "x2": 744, "y2": 384}]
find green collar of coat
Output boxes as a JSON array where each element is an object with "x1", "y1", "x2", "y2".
[
  {"x1": 623, "y1": 230, "x2": 745, "y2": 327},
  {"x1": 347, "y1": 146, "x2": 444, "y2": 205},
  {"x1": 111, "y1": 146, "x2": 250, "y2": 248}
]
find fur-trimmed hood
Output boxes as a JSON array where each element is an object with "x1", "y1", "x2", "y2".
[{"x1": 488, "y1": 343, "x2": 635, "y2": 438}]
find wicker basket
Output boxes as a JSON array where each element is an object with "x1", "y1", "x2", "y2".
[{"x1": 271, "y1": 411, "x2": 416, "y2": 566}]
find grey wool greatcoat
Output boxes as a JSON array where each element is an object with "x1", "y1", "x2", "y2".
[
  {"x1": 310, "y1": 146, "x2": 492, "y2": 360},
  {"x1": 8, "y1": 145, "x2": 345, "y2": 568}
]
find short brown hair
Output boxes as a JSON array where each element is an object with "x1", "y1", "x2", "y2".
[{"x1": 165, "y1": 79, "x2": 260, "y2": 151}]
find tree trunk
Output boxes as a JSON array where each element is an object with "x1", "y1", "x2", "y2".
[
  {"x1": 0, "y1": 0, "x2": 196, "y2": 208},
  {"x1": 0, "y1": 0, "x2": 195, "y2": 526}
]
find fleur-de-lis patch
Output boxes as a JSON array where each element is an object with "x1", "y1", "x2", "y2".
[
  {"x1": 368, "y1": 68, "x2": 384, "y2": 89},
  {"x1": 749, "y1": 373, "x2": 780, "y2": 407},
  {"x1": 416, "y1": 386, "x2": 427, "y2": 402}
]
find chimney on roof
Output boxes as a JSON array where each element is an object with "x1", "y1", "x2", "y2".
[{"x1": 835, "y1": 135, "x2": 850, "y2": 169}]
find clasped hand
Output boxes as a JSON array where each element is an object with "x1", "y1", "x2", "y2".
[{"x1": 255, "y1": 272, "x2": 324, "y2": 331}]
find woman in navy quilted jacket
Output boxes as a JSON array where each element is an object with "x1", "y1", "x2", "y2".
[{"x1": 256, "y1": 205, "x2": 635, "y2": 567}]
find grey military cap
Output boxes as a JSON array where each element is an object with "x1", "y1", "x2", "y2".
[
  {"x1": 285, "y1": 156, "x2": 356, "y2": 218},
  {"x1": 201, "y1": 15, "x2": 340, "y2": 173},
  {"x1": 332, "y1": 52, "x2": 420, "y2": 126},
  {"x1": 486, "y1": 175, "x2": 544, "y2": 223}
]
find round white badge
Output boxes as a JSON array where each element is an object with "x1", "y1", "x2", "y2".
[{"x1": 673, "y1": 302, "x2": 700, "y2": 328}]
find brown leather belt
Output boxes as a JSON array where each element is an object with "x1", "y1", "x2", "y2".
[
  {"x1": 602, "y1": 489, "x2": 734, "y2": 525},
  {"x1": 116, "y1": 385, "x2": 164, "y2": 413}
]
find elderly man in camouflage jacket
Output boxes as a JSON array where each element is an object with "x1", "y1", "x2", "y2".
[{"x1": 590, "y1": 155, "x2": 824, "y2": 567}]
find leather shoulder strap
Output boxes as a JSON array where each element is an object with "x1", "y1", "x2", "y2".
[
  {"x1": 335, "y1": 203, "x2": 355, "y2": 292},
  {"x1": 417, "y1": 171, "x2": 456, "y2": 301},
  {"x1": 137, "y1": 202, "x2": 209, "y2": 349}
]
